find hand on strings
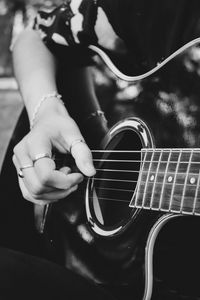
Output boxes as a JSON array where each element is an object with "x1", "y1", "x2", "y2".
[{"x1": 12, "y1": 104, "x2": 96, "y2": 205}]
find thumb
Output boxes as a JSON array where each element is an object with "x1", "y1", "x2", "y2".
[{"x1": 70, "y1": 139, "x2": 96, "y2": 177}]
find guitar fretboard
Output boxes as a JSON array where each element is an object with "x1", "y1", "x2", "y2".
[{"x1": 129, "y1": 148, "x2": 200, "y2": 215}]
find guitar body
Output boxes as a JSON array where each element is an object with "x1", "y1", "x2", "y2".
[
  {"x1": 45, "y1": 119, "x2": 200, "y2": 300},
  {"x1": 41, "y1": 39, "x2": 200, "y2": 300},
  {"x1": 30, "y1": 39, "x2": 200, "y2": 299}
]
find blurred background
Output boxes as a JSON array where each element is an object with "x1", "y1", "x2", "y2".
[{"x1": 0, "y1": 0, "x2": 68, "y2": 169}]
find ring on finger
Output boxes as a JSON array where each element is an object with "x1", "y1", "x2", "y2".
[
  {"x1": 69, "y1": 139, "x2": 86, "y2": 154},
  {"x1": 33, "y1": 153, "x2": 52, "y2": 164},
  {"x1": 20, "y1": 163, "x2": 34, "y2": 171},
  {"x1": 18, "y1": 170, "x2": 24, "y2": 178}
]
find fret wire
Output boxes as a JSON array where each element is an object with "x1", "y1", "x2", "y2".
[
  {"x1": 159, "y1": 149, "x2": 172, "y2": 210},
  {"x1": 135, "y1": 149, "x2": 148, "y2": 207},
  {"x1": 180, "y1": 150, "x2": 193, "y2": 213},
  {"x1": 168, "y1": 149, "x2": 182, "y2": 212},
  {"x1": 149, "y1": 149, "x2": 162, "y2": 209},
  {"x1": 193, "y1": 169, "x2": 200, "y2": 214},
  {"x1": 140, "y1": 149, "x2": 154, "y2": 208}
]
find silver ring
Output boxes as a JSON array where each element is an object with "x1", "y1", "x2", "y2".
[
  {"x1": 18, "y1": 170, "x2": 24, "y2": 178},
  {"x1": 69, "y1": 139, "x2": 85, "y2": 154},
  {"x1": 20, "y1": 163, "x2": 34, "y2": 171},
  {"x1": 33, "y1": 153, "x2": 52, "y2": 164}
]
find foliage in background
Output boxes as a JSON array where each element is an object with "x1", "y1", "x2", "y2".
[{"x1": 0, "y1": 0, "x2": 63, "y2": 76}]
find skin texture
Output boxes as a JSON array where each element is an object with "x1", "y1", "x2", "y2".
[{"x1": 12, "y1": 28, "x2": 96, "y2": 205}]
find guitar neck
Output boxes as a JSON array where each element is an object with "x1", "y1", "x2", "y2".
[{"x1": 129, "y1": 148, "x2": 200, "y2": 215}]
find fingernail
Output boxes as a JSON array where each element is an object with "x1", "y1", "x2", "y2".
[{"x1": 85, "y1": 163, "x2": 96, "y2": 176}]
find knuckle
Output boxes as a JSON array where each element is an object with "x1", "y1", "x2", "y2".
[
  {"x1": 13, "y1": 137, "x2": 27, "y2": 154},
  {"x1": 13, "y1": 144, "x2": 21, "y2": 155},
  {"x1": 26, "y1": 137, "x2": 34, "y2": 149}
]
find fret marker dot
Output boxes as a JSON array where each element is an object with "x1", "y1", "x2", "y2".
[
  {"x1": 190, "y1": 177, "x2": 196, "y2": 184},
  {"x1": 168, "y1": 176, "x2": 173, "y2": 182},
  {"x1": 150, "y1": 175, "x2": 155, "y2": 181}
]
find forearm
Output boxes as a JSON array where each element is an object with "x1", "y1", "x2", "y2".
[{"x1": 12, "y1": 28, "x2": 60, "y2": 121}]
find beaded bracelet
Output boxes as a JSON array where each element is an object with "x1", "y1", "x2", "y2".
[{"x1": 30, "y1": 91, "x2": 63, "y2": 130}]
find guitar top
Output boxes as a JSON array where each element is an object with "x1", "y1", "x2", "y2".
[{"x1": 43, "y1": 39, "x2": 200, "y2": 300}]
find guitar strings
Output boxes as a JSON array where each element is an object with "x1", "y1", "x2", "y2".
[
  {"x1": 73, "y1": 190, "x2": 200, "y2": 205},
  {"x1": 86, "y1": 195, "x2": 200, "y2": 203},
  {"x1": 89, "y1": 177, "x2": 200, "y2": 187},
  {"x1": 95, "y1": 168, "x2": 200, "y2": 176},
  {"x1": 72, "y1": 184, "x2": 200, "y2": 208},
  {"x1": 55, "y1": 149, "x2": 200, "y2": 164},
  {"x1": 91, "y1": 149, "x2": 200, "y2": 164},
  {"x1": 91, "y1": 150, "x2": 200, "y2": 153},
  {"x1": 85, "y1": 190, "x2": 200, "y2": 204},
  {"x1": 55, "y1": 149, "x2": 200, "y2": 202},
  {"x1": 81, "y1": 193, "x2": 200, "y2": 206},
  {"x1": 87, "y1": 196, "x2": 130, "y2": 203},
  {"x1": 93, "y1": 158, "x2": 200, "y2": 164}
]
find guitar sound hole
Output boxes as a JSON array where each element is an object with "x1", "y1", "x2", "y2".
[{"x1": 90, "y1": 129, "x2": 142, "y2": 229}]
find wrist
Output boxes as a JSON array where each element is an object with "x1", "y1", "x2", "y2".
[{"x1": 29, "y1": 92, "x2": 68, "y2": 130}]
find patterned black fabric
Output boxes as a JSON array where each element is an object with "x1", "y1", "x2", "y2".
[{"x1": 33, "y1": 0, "x2": 200, "y2": 74}]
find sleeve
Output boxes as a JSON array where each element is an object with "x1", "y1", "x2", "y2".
[{"x1": 33, "y1": 0, "x2": 98, "y2": 67}]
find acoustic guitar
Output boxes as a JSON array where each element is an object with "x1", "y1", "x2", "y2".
[{"x1": 38, "y1": 38, "x2": 200, "y2": 300}]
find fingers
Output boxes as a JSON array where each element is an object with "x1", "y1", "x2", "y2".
[
  {"x1": 13, "y1": 139, "x2": 54, "y2": 194},
  {"x1": 13, "y1": 137, "x2": 83, "y2": 204},
  {"x1": 13, "y1": 154, "x2": 82, "y2": 205},
  {"x1": 19, "y1": 176, "x2": 79, "y2": 205},
  {"x1": 70, "y1": 140, "x2": 96, "y2": 177},
  {"x1": 12, "y1": 114, "x2": 96, "y2": 205},
  {"x1": 33, "y1": 157, "x2": 83, "y2": 190}
]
